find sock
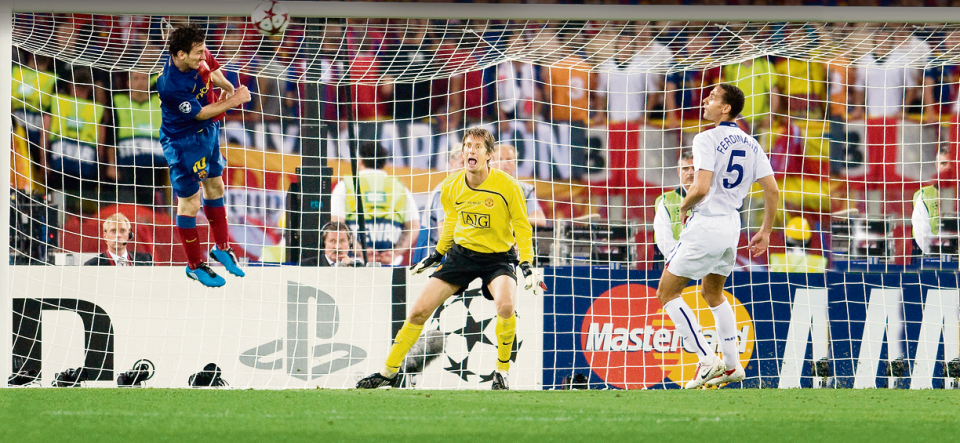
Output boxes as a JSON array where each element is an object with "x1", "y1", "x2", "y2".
[
  {"x1": 663, "y1": 297, "x2": 716, "y2": 365},
  {"x1": 711, "y1": 300, "x2": 739, "y2": 369},
  {"x1": 203, "y1": 197, "x2": 230, "y2": 251},
  {"x1": 381, "y1": 321, "x2": 424, "y2": 378},
  {"x1": 496, "y1": 313, "x2": 516, "y2": 372},
  {"x1": 176, "y1": 215, "x2": 204, "y2": 270}
]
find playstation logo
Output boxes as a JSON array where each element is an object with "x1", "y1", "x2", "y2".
[{"x1": 239, "y1": 281, "x2": 366, "y2": 380}]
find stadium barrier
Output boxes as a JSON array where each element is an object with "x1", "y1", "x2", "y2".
[
  {"x1": 7, "y1": 266, "x2": 544, "y2": 389},
  {"x1": 9, "y1": 267, "x2": 958, "y2": 389},
  {"x1": 545, "y1": 268, "x2": 960, "y2": 390}
]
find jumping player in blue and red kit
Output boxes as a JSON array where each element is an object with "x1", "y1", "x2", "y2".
[{"x1": 158, "y1": 24, "x2": 251, "y2": 287}]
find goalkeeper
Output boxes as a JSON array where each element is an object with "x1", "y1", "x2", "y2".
[{"x1": 357, "y1": 127, "x2": 545, "y2": 391}]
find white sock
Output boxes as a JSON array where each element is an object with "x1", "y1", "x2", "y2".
[
  {"x1": 664, "y1": 297, "x2": 716, "y2": 365},
  {"x1": 711, "y1": 300, "x2": 739, "y2": 369}
]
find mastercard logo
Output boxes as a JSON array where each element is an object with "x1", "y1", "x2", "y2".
[{"x1": 579, "y1": 284, "x2": 755, "y2": 389}]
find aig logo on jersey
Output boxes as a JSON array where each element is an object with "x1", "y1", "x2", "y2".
[
  {"x1": 579, "y1": 284, "x2": 755, "y2": 389},
  {"x1": 461, "y1": 212, "x2": 490, "y2": 228}
]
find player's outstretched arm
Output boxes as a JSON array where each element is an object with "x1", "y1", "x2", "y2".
[
  {"x1": 195, "y1": 85, "x2": 251, "y2": 120},
  {"x1": 748, "y1": 175, "x2": 780, "y2": 257}
]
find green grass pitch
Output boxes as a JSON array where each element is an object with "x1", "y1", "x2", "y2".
[{"x1": 2, "y1": 389, "x2": 959, "y2": 442}]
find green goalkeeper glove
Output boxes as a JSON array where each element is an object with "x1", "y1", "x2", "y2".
[
  {"x1": 519, "y1": 262, "x2": 547, "y2": 293},
  {"x1": 410, "y1": 251, "x2": 443, "y2": 274}
]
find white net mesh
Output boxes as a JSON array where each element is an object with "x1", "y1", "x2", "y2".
[{"x1": 6, "y1": 12, "x2": 960, "y2": 389}]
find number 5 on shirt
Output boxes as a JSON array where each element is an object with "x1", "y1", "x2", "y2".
[{"x1": 723, "y1": 149, "x2": 746, "y2": 189}]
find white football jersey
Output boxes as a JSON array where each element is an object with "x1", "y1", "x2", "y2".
[{"x1": 691, "y1": 121, "x2": 774, "y2": 217}]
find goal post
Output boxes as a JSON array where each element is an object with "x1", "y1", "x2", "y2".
[
  {"x1": 1, "y1": 1, "x2": 14, "y2": 392},
  {"x1": 4, "y1": 2, "x2": 960, "y2": 389}
]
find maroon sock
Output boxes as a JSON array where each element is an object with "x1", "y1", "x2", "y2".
[
  {"x1": 176, "y1": 215, "x2": 205, "y2": 270},
  {"x1": 204, "y1": 204, "x2": 230, "y2": 251}
]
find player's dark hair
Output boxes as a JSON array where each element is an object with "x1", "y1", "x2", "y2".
[
  {"x1": 168, "y1": 24, "x2": 206, "y2": 57},
  {"x1": 678, "y1": 149, "x2": 694, "y2": 162},
  {"x1": 717, "y1": 83, "x2": 745, "y2": 119},
  {"x1": 461, "y1": 127, "x2": 496, "y2": 157},
  {"x1": 358, "y1": 141, "x2": 388, "y2": 170}
]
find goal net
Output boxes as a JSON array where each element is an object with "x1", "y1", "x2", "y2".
[{"x1": 5, "y1": 4, "x2": 960, "y2": 389}]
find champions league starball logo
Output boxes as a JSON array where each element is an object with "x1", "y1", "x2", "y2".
[
  {"x1": 425, "y1": 288, "x2": 521, "y2": 384},
  {"x1": 580, "y1": 284, "x2": 755, "y2": 389}
]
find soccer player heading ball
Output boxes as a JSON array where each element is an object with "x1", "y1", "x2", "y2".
[
  {"x1": 657, "y1": 84, "x2": 779, "y2": 389},
  {"x1": 357, "y1": 127, "x2": 546, "y2": 391},
  {"x1": 157, "y1": 24, "x2": 252, "y2": 287}
]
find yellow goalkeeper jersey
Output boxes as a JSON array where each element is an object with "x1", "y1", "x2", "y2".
[{"x1": 437, "y1": 168, "x2": 534, "y2": 264}]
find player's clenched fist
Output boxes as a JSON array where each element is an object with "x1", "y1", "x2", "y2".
[
  {"x1": 410, "y1": 250, "x2": 443, "y2": 274},
  {"x1": 232, "y1": 85, "x2": 252, "y2": 105}
]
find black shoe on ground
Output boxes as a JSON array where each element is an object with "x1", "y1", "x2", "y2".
[
  {"x1": 356, "y1": 372, "x2": 399, "y2": 389},
  {"x1": 491, "y1": 371, "x2": 509, "y2": 390}
]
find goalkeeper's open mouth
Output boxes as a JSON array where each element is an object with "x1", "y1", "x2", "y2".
[{"x1": 467, "y1": 157, "x2": 478, "y2": 167}]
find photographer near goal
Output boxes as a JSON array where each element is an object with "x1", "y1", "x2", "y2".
[
  {"x1": 357, "y1": 127, "x2": 546, "y2": 391},
  {"x1": 657, "y1": 84, "x2": 779, "y2": 389}
]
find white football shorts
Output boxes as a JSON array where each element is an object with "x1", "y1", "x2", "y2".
[{"x1": 665, "y1": 212, "x2": 741, "y2": 280}]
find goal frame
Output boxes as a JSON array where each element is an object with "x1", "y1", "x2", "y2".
[{"x1": 1, "y1": 0, "x2": 957, "y2": 387}]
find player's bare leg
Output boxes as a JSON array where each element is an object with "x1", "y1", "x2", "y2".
[
  {"x1": 702, "y1": 273, "x2": 745, "y2": 386},
  {"x1": 657, "y1": 270, "x2": 724, "y2": 388},
  {"x1": 177, "y1": 189, "x2": 224, "y2": 287},
  {"x1": 201, "y1": 177, "x2": 244, "y2": 277},
  {"x1": 488, "y1": 274, "x2": 518, "y2": 390},
  {"x1": 357, "y1": 278, "x2": 459, "y2": 389}
]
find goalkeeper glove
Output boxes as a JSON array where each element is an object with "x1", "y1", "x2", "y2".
[
  {"x1": 410, "y1": 251, "x2": 443, "y2": 274},
  {"x1": 519, "y1": 262, "x2": 547, "y2": 293}
]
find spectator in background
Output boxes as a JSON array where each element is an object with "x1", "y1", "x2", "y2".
[
  {"x1": 665, "y1": 29, "x2": 722, "y2": 129},
  {"x1": 302, "y1": 221, "x2": 363, "y2": 267},
  {"x1": 84, "y1": 213, "x2": 153, "y2": 266},
  {"x1": 653, "y1": 149, "x2": 694, "y2": 260},
  {"x1": 825, "y1": 36, "x2": 859, "y2": 176},
  {"x1": 922, "y1": 29, "x2": 960, "y2": 125},
  {"x1": 768, "y1": 113, "x2": 831, "y2": 215},
  {"x1": 250, "y1": 36, "x2": 301, "y2": 154},
  {"x1": 912, "y1": 148, "x2": 952, "y2": 255},
  {"x1": 348, "y1": 34, "x2": 393, "y2": 146},
  {"x1": 631, "y1": 22, "x2": 674, "y2": 122},
  {"x1": 44, "y1": 68, "x2": 113, "y2": 192},
  {"x1": 721, "y1": 31, "x2": 780, "y2": 133},
  {"x1": 331, "y1": 141, "x2": 419, "y2": 266},
  {"x1": 112, "y1": 71, "x2": 167, "y2": 206},
  {"x1": 769, "y1": 216, "x2": 827, "y2": 273},
  {"x1": 492, "y1": 143, "x2": 547, "y2": 228},
  {"x1": 439, "y1": 24, "x2": 490, "y2": 132},
  {"x1": 217, "y1": 30, "x2": 258, "y2": 150},
  {"x1": 850, "y1": 26, "x2": 912, "y2": 122},
  {"x1": 496, "y1": 29, "x2": 542, "y2": 178},
  {"x1": 422, "y1": 144, "x2": 464, "y2": 251},
  {"x1": 546, "y1": 23, "x2": 598, "y2": 181},
  {"x1": 775, "y1": 25, "x2": 827, "y2": 118},
  {"x1": 384, "y1": 19, "x2": 440, "y2": 169},
  {"x1": 12, "y1": 51, "x2": 57, "y2": 151},
  {"x1": 596, "y1": 28, "x2": 650, "y2": 126}
]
